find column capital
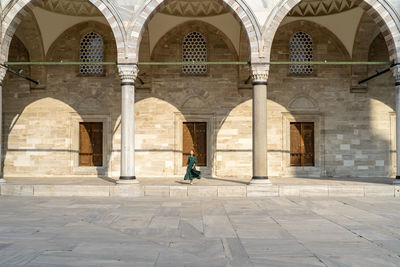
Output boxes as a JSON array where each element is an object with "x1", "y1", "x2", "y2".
[
  {"x1": 0, "y1": 66, "x2": 7, "y2": 85},
  {"x1": 393, "y1": 65, "x2": 400, "y2": 85},
  {"x1": 118, "y1": 64, "x2": 138, "y2": 83},
  {"x1": 251, "y1": 65, "x2": 269, "y2": 84}
]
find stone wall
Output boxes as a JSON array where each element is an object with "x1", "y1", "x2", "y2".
[
  {"x1": 3, "y1": 21, "x2": 121, "y2": 178},
  {"x1": 1, "y1": 12, "x2": 396, "y2": 179},
  {"x1": 138, "y1": 20, "x2": 253, "y2": 178},
  {"x1": 268, "y1": 19, "x2": 395, "y2": 178}
]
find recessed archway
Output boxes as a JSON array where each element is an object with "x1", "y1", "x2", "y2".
[
  {"x1": 262, "y1": 0, "x2": 400, "y2": 62},
  {"x1": 126, "y1": 0, "x2": 262, "y2": 63},
  {"x1": 0, "y1": 0, "x2": 125, "y2": 63}
]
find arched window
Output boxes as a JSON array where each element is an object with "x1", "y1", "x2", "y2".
[
  {"x1": 183, "y1": 32, "x2": 207, "y2": 75},
  {"x1": 80, "y1": 32, "x2": 104, "y2": 75},
  {"x1": 289, "y1": 32, "x2": 313, "y2": 74}
]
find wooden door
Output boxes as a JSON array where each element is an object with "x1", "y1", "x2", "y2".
[
  {"x1": 183, "y1": 122, "x2": 207, "y2": 166},
  {"x1": 290, "y1": 123, "x2": 302, "y2": 166},
  {"x1": 79, "y1": 122, "x2": 103, "y2": 166},
  {"x1": 290, "y1": 122, "x2": 314, "y2": 166},
  {"x1": 301, "y1": 122, "x2": 314, "y2": 166}
]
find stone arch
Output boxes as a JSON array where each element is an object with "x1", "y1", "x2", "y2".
[
  {"x1": 12, "y1": 8, "x2": 46, "y2": 89},
  {"x1": 262, "y1": 0, "x2": 400, "y2": 62},
  {"x1": 0, "y1": 0, "x2": 125, "y2": 63},
  {"x1": 126, "y1": 0, "x2": 262, "y2": 63},
  {"x1": 351, "y1": 12, "x2": 383, "y2": 89}
]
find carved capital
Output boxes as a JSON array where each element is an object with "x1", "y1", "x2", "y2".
[
  {"x1": 393, "y1": 66, "x2": 400, "y2": 85},
  {"x1": 251, "y1": 65, "x2": 269, "y2": 84},
  {"x1": 118, "y1": 65, "x2": 138, "y2": 83},
  {"x1": 0, "y1": 66, "x2": 6, "y2": 85}
]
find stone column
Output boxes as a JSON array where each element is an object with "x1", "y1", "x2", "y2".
[
  {"x1": 118, "y1": 65, "x2": 139, "y2": 184},
  {"x1": 395, "y1": 68, "x2": 400, "y2": 182},
  {"x1": 0, "y1": 67, "x2": 5, "y2": 183},
  {"x1": 250, "y1": 66, "x2": 271, "y2": 184}
]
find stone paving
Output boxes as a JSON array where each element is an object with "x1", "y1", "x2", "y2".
[{"x1": 0, "y1": 197, "x2": 400, "y2": 266}]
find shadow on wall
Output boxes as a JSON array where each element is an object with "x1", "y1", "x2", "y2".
[
  {"x1": 131, "y1": 19, "x2": 254, "y2": 178},
  {"x1": 2, "y1": 21, "x2": 121, "y2": 179},
  {"x1": 268, "y1": 19, "x2": 395, "y2": 179}
]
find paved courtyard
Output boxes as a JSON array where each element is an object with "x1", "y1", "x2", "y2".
[{"x1": 0, "y1": 197, "x2": 400, "y2": 266}]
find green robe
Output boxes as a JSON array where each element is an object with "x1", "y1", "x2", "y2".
[{"x1": 184, "y1": 156, "x2": 201, "y2": 180}]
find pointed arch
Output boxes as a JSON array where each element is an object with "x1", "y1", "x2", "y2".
[
  {"x1": 262, "y1": 0, "x2": 400, "y2": 62},
  {"x1": 1, "y1": 0, "x2": 125, "y2": 63},
  {"x1": 126, "y1": 0, "x2": 262, "y2": 63}
]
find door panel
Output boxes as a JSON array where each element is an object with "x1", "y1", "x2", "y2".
[
  {"x1": 290, "y1": 122, "x2": 314, "y2": 167},
  {"x1": 183, "y1": 122, "x2": 195, "y2": 166},
  {"x1": 290, "y1": 123, "x2": 302, "y2": 166},
  {"x1": 302, "y1": 123, "x2": 314, "y2": 166},
  {"x1": 182, "y1": 122, "x2": 207, "y2": 166},
  {"x1": 196, "y1": 122, "x2": 207, "y2": 166},
  {"x1": 79, "y1": 122, "x2": 103, "y2": 167}
]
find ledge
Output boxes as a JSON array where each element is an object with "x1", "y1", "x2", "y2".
[{"x1": 0, "y1": 183, "x2": 397, "y2": 198}]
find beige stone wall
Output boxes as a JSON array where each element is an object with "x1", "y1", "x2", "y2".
[
  {"x1": 268, "y1": 19, "x2": 395, "y2": 178},
  {"x1": 2, "y1": 12, "x2": 397, "y2": 179},
  {"x1": 139, "y1": 20, "x2": 253, "y2": 178},
  {"x1": 3, "y1": 21, "x2": 121, "y2": 178}
]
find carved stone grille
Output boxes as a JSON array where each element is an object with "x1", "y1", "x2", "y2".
[
  {"x1": 183, "y1": 32, "x2": 207, "y2": 75},
  {"x1": 289, "y1": 32, "x2": 313, "y2": 74},
  {"x1": 80, "y1": 32, "x2": 104, "y2": 75}
]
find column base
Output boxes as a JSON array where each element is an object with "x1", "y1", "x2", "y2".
[
  {"x1": 249, "y1": 176, "x2": 271, "y2": 185},
  {"x1": 0, "y1": 178, "x2": 5, "y2": 184},
  {"x1": 117, "y1": 176, "x2": 139, "y2": 184}
]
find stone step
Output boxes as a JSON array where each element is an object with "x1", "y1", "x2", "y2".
[{"x1": 0, "y1": 183, "x2": 399, "y2": 198}]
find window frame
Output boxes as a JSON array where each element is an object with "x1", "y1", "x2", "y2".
[
  {"x1": 289, "y1": 31, "x2": 314, "y2": 75},
  {"x1": 79, "y1": 31, "x2": 105, "y2": 76},
  {"x1": 182, "y1": 31, "x2": 208, "y2": 76}
]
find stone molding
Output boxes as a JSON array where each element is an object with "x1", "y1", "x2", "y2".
[{"x1": 118, "y1": 65, "x2": 139, "y2": 83}]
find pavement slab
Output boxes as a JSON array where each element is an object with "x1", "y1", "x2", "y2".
[{"x1": 0, "y1": 196, "x2": 400, "y2": 266}]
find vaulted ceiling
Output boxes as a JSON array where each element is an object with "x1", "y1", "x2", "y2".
[
  {"x1": 39, "y1": 0, "x2": 101, "y2": 17},
  {"x1": 38, "y1": 0, "x2": 357, "y2": 18},
  {"x1": 289, "y1": 0, "x2": 356, "y2": 16},
  {"x1": 159, "y1": 0, "x2": 228, "y2": 17}
]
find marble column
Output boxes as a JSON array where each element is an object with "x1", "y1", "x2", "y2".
[
  {"x1": 395, "y1": 68, "x2": 400, "y2": 181},
  {"x1": 0, "y1": 67, "x2": 5, "y2": 183},
  {"x1": 250, "y1": 67, "x2": 270, "y2": 184},
  {"x1": 118, "y1": 65, "x2": 139, "y2": 184}
]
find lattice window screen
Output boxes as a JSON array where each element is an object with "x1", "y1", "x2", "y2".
[
  {"x1": 289, "y1": 32, "x2": 313, "y2": 74},
  {"x1": 80, "y1": 32, "x2": 104, "y2": 75},
  {"x1": 183, "y1": 32, "x2": 207, "y2": 75}
]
